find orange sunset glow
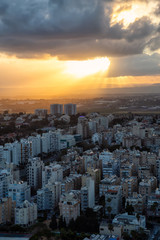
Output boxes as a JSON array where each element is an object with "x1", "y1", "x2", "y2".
[{"x1": 0, "y1": 0, "x2": 159, "y2": 97}]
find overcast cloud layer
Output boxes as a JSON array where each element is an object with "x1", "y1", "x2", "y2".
[{"x1": 0, "y1": 0, "x2": 160, "y2": 77}]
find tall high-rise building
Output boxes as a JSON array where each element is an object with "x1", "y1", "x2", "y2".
[
  {"x1": 64, "y1": 104, "x2": 77, "y2": 115},
  {"x1": 81, "y1": 176, "x2": 95, "y2": 211},
  {"x1": 50, "y1": 104, "x2": 63, "y2": 115},
  {"x1": 27, "y1": 157, "x2": 44, "y2": 190}
]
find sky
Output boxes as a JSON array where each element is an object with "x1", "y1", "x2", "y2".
[{"x1": 0, "y1": 0, "x2": 160, "y2": 97}]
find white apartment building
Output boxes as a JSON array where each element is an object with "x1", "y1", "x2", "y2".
[
  {"x1": 27, "y1": 157, "x2": 44, "y2": 190},
  {"x1": 42, "y1": 163, "x2": 63, "y2": 187},
  {"x1": 28, "y1": 135, "x2": 41, "y2": 157},
  {"x1": 8, "y1": 181, "x2": 31, "y2": 207},
  {"x1": 41, "y1": 131, "x2": 61, "y2": 153},
  {"x1": 12, "y1": 141, "x2": 21, "y2": 165},
  {"x1": 15, "y1": 200, "x2": 37, "y2": 227},
  {"x1": 37, "y1": 179, "x2": 61, "y2": 210},
  {"x1": 60, "y1": 134, "x2": 76, "y2": 149}
]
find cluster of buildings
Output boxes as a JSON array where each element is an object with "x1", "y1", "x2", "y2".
[{"x1": 0, "y1": 109, "x2": 160, "y2": 239}]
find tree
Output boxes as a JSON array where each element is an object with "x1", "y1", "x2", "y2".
[
  {"x1": 131, "y1": 229, "x2": 147, "y2": 240},
  {"x1": 60, "y1": 229, "x2": 77, "y2": 240},
  {"x1": 122, "y1": 232, "x2": 130, "y2": 240},
  {"x1": 69, "y1": 215, "x2": 99, "y2": 234},
  {"x1": 98, "y1": 196, "x2": 105, "y2": 216},
  {"x1": 125, "y1": 202, "x2": 134, "y2": 215},
  {"x1": 108, "y1": 223, "x2": 114, "y2": 235},
  {"x1": 107, "y1": 206, "x2": 112, "y2": 222},
  {"x1": 49, "y1": 214, "x2": 57, "y2": 230},
  {"x1": 136, "y1": 213, "x2": 140, "y2": 222},
  {"x1": 58, "y1": 216, "x2": 66, "y2": 229},
  {"x1": 150, "y1": 202, "x2": 158, "y2": 216},
  {"x1": 85, "y1": 208, "x2": 96, "y2": 218},
  {"x1": 68, "y1": 218, "x2": 75, "y2": 231}
]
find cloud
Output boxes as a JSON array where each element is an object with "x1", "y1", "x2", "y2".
[
  {"x1": 147, "y1": 34, "x2": 160, "y2": 52},
  {"x1": 108, "y1": 53, "x2": 160, "y2": 77},
  {"x1": 0, "y1": 0, "x2": 158, "y2": 59}
]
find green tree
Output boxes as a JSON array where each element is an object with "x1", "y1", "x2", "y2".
[
  {"x1": 59, "y1": 216, "x2": 66, "y2": 229},
  {"x1": 68, "y1": 218, "x2": 75, "y2": 231},
  {"x1": 122, "y1": 232, "x2": 130, "y2": 240},
  {"x1": 49, "y1": 214, "x2": 57, "y2": 230},
  {"x1": 98, "y1": 196, "x2": 105, "y2": 216},
  {"x1": 60, "y1": 229, "x2": 77, "y2": 240},
  {"x1": 136, "y1": 213, "x2": 140, "y2": 222},
  {"x1": 130, "y1": 229, "x2": 147, "y2": 240},
  {"x1": 125, "y1": 202, "x2": 134, "y2": 215},
  {"x1": 107, "y1": 206, "x2": 112, "y2": 222},
  {"x1": 108, "y1": 223, "x2": 114, "y2": 235},
  {"x1": 150, "y1": 202, "x2": 158, "y2": 216}
]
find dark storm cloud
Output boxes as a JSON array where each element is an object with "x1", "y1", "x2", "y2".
[
  {"x1": 108, "y1": 53, "x2": 160, "y2": 77},
  {"x1": 0, "y1": 0, "x2": 158, "y2": 59},
  {"x1": 146, "y1": 33, "x2": 160, "y2": 52}
]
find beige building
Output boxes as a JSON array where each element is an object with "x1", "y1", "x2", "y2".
[
  {"x1": 126, "y1": 192, "x2": 145, "y2": 214},
  {"x1": 122, "y1": 177, "x2": 138, "y2": 198},
  {"x1": 0, "y1": 198, "x2": 16, "y2": 224},
  {"x1": 59, "y1": 192, "x2": 80, "y2": 225},
  {"x1": 139, "y1": 177, "x2": 157, "y2": 201}
]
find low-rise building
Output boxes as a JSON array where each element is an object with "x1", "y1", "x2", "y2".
[
  {"x1": 126, "y1": 192, "x2": 145, "y2": 214},
  {"x1": 99, "y1": 175, "x2": 119, "y2": 197},
  {"x1": 59, "y1": 192, "x2": 80, "y2": 225},
  {"x1": 15, "y1": 200, "x2": 37, "y2": 227},
  {"x1": 112, "y1": 213, "x2": 146, "y2": 234},
  {"x1": 122, "y1": 177, "x2": 138, "y2": 198}
]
